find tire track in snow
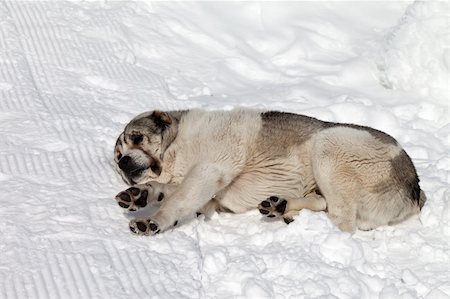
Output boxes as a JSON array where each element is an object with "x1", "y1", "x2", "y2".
[
  {"x1": 0, "y1": 154, "x2": 12, "y2": 176},
  {"x1": 29, "y1": 269, "x2": 50, "y2": 299},
  {"x1": 0, "y1": 55, "x2": 35, "y2": 112},
  {"x1": 31, "y1": 153, "x2": 50, "y2": 177},
  {"x1": 38, "y1": 255, "x2": 64, "y2": 299},
  {"x1": 4, "y1": 1, "x2": 114, "y2": 128},
  {"x1": 28, "y1": 3, "x2": 66, "y2": 67},
  {"x1": 80, "y1": 255, "x2": 110, "y2": 299},
  {"x1": 1, "y1": 2, "x2": 195, "y2": 298},
  {"x1": 22, "y1": 153, "x2": 39, "y2": 177},
  {"x1": 16, "y1": 250, "x2": 40, "y2": 299},
  {"x1": 54, "y1": 253, "x2": 82, "y2": 299},
  {"x1": 102, "y1": 242, "x2": 132, "y2": 297},
  {"x1": 3, "y1": 0, "x2": 172, "y2": 188},
  {"x1": 45, "y1": 251, "x2": 72, "y2": 299},
  {"x1": 63, "y1": 147, "x2": 109, "y2": 185},
  {"x1": 0, "y1": 273, "x2": 12, "y2": 299},
  {"x1": 110, "y1": 243, "x2": 152, "y2": 297},
  {"x1": 65, "y1": 254, "x2": 97, "y2": 299},
  {"x1": 1, "y1": 1, "x2": 67, "y2": 185},
  {"x1": 5, "y1": 2, "x2": 50, "y2": 96},
  {"x1": 0, "y1": 152, "x2": 68, "y2": 180},
  {"x1": 0, "y1": 3, "x2": 47, "y2": 135},
  {"x1": 135, "y1": 251, "x2": 164, "y2": 297},
  {"x1": 12, "y1": 273, "x2": 27, "y2": 299}
]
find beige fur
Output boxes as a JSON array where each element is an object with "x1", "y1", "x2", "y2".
[{"x1": 114, "y1": 109, "x2": 425, "y2": 235}]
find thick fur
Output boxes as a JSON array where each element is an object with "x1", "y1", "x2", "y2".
[{"x1": 114, "y1": 109, "x2": 425, "y2": 235}]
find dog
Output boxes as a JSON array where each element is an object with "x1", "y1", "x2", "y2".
[{"x1": 114, "y1": 109, "x2": 426, "y2": 235}]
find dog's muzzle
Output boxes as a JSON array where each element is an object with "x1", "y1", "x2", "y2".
[
  {"x1": 117, "y1": 153, "x2": 162, "y2": 185},
  {"x1": 118, "y1": 155, "x2": 147, "y2": 181}
]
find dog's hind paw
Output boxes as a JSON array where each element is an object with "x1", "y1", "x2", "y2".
[{"x1": 258, "y1": 196, "x2": 288, "y2": 218}]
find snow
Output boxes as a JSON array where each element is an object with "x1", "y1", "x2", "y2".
[{"x1": 0, "y1": 1, "x2": 448, "y2": 298}]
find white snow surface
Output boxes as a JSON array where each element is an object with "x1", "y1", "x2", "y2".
[{"x1": 0, "y1": 1, "x2": 449, "y2": 298}]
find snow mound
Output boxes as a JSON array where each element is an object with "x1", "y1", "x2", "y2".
[{"x1": 377, "y1": 1, "x2": 450, "y2": 105}]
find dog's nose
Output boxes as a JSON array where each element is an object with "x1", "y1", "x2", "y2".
[{"x1": 118, "y1": 156, "x2": 131, "y2": 171}]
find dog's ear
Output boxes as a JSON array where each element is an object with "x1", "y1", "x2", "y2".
[
  {"x1": 150, "y1": 111, "x2": 181, "y2": 159},
  {"x1": 151, "y1": 111, "x2": 172, "y2": 130}
]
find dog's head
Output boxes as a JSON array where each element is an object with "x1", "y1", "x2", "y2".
[{"x1": 114, "y1": 111, "x2": 181, "y2": 185}]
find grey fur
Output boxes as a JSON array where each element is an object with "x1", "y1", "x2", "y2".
[
  {"x1": 258, "y1": 111, "x2": 330, "y2": 153},
  {"x1": 337, "y1": 123, "x2": 399, "y2": 145},
  {"x1": 391, "y1": 149, "x2": 422, "y2": 207}
]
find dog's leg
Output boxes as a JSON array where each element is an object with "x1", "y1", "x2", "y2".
[
  {"x1": 258, "y1": 193, "x2": 327, "y2": 223},
  {"x1": 129, "y1": 163, "x2": 233, "y2": 235},
  {"x1": 312, "y1": 165, "x2": 359, "y2": 233},
  {"x1": 311, "y1": 128, "x2": 382, "y2": 233},
  {"x1": 196, "y1": 199, "x2": 223, "y2": 219},
  {"x1": 325, "y1": 202, "x2": 357, "y2": 233},
  {"x1": 115, "y1": 182, "x2": 177, "y2": 212}
]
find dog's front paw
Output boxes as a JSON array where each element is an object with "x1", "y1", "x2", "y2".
[
  {"x1": 258, "y1": 196, "x2": 288, "y2": 218},
  {"x1": 115, "y1": 183, "x2": 167, "y2": 212},
  {"x1": 116, "y1": 187, "x2": 150, "y2": 211},
  {"x1": 129, "y1": 219, "x2": 160, "y2": 236}
]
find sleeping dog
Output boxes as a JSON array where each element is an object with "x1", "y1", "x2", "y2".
[{"x1": 114, "y1": 109, "x2": 426, "y2": 235}]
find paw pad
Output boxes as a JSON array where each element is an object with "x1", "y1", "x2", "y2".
[
  {"x1": 260, "y1": 201, "x2": 271, "y2": 208},
  {"x1": 115, "y1": 187, "x2": 149, "y2": 211},
  {"x1": 128, "y1": 187, "x2": 140, "y2": 197},
  {"x1": 136, "y1": 221, "x2": 148, "y2": 232},
  {"x1": 258, "y1": 196, "x2": 288, "y2": 218},
  {"x1": 283, "y1": 217, "x2": 294, "y2": 224},
  {"x1": 129, "y1": 219, "x2": 160, "y2": 236}
]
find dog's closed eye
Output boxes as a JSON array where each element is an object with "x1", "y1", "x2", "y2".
[{"x1": 131, "y1": 134, "x2": 144, "y2": 145}]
